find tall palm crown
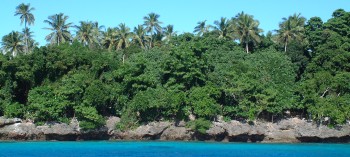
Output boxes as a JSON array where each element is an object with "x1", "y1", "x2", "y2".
[
  {"x1": 44, "y1": 13, "x2": 73, "y2": 45},
  {"x1": 276, "y1": 13, "x2": 306, "y2": 52},
  {"x1": 213, "y1": 17, "x2": 232, "y2": 39},
  {"x1": 132, "y1": 25, "x2": 149, "y2": 49},
  {"x1": 14, "y1": 3, "x2": 35, "y2": 28},
  {"x1": 232, "y1": 12, "x2": 263, "y2": 53},
  {"x1": 1, "y1": 31, "x2": 24, "y2": 57},
  {"x1": 163, "y1": 25, "x2": 177, "y2": 43},
  {"x1": 143, "y1": 13, "x2": 162, "y2": 48},
  {"x1": 75, "y1": 21, "x2": 99, "y2": 47},
  {"x1": 91, "y1": 22, "x2": 104, "y2": 47},
  {"x1": 116, "y1": 23, "x2": 132, "y2": 50},
  {"x1": 194, "y1": 20, "x2": 211, "y2": 36},
  {"x1": 101, "y1": 27, "x2": 117, "y2": 51},
  {"x1": 15, "y1": 3, "x2": 35, "y2": 53}
]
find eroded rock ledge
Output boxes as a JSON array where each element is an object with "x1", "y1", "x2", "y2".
[{"x1": 0, "y1": 117, "x2": 349, "y2": 143}]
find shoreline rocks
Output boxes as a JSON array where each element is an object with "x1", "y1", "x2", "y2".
[{"x1": 0, "y1": 117, "x2": 349, "y2": 143}]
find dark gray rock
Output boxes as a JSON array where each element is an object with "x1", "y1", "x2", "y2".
[
  {"x1": 37, "y1": 123, "x2": 79, "y2": 135},
  {"x1": 277, "y1": 118, "x2": 305, "y2": 130},
  {"x1": 250, "y1": 122, "x2": 267, "y2": 135},
  {"x1": 0, "y1": 117, "x2": 21, "y2": 127},
  {"x1": 175, "y1": 120, "x2": 186, "y2": 127},
  {"x1": 0, "y1": 123, "x2": 43, "y2": 140},
  {"x1": 106, "y1": 117, "x2": 120, "y2": 134},
  {"x1": 222, "y1": 121, "x2": 265, "y2": 142},
  {"x1": 223, "y1": 120, "x2": 251, "y2": 137},
  {"x1": 295, "y1": 123, "x2": 350, "y2": 142},
  {"x1": 206, "y1": 122, "x2": 225, "y2": 136},
  {"x1": 160, "y1": 126, "x2": 193, "y2": 140},
  {"x1": 0, "y1": 117, "x2": 349, "y2": 142},
  {"x1": 265, "y1": 130, "x2": 298, "y2": 142},
  {"x1": 131, "y1": 121, "x2": 171, "y2": 139}
]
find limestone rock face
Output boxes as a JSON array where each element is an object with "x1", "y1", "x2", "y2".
[
  {"x1": 201, "y1": 120, "x2": 268, "y2": 142},
  {"x1": 206, "y1": 122, "x2": 226, "y2": 136},
  {"x1": 37, "y1": 123, "x2": 78, "y2": 135},
  {"x1": 106, "y1": 117, "x2": 120, "y2": 134},
  {"x1": 112, "y1": 121, "x2": 172, "y2": 140},
  {"x1": 0, "y1": 123, "x2": 42, "y2": 140},
  {"x1": 160, "y1": 126, "x2": 193, "y2": 141},
  {"x1": 0, "y1": 117, "x2": 349, "y2": 142},
  {"x1": 0, "y1": 117, "x2": 21, "y2": 127},
  {"x1": 131, "y1": 121, "x2": 171, "y2": 139},
  {"x1": 295, "y1": 122, "x2": 350, "y2": 142},
  {"x1": 224, "y1": 120, "x2": 251, "y2": 136}
]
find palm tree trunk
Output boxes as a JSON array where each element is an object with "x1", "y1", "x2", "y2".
[
  {"x1": 246, "y1": 42, "x2": 249, "y2": 53},
  {"x1": 284, "y1": 41, "x2": 287, "y2": 52},
  {"x1": 25, "y1": 22, "x2": 28, "y2": 54},
  {"x1": 139, "y1": 39, "x2": 145, "y2": 49},
  {"x1": 149, "y1": 40, "x2": 151, "y2": 49},
  {"x1": 150, "y1": 32, "x2": 153, "y2": 49},
  {"x1": 25, "y1": 38, "x2": 28, "y2": 54},
  {"x1": 108, "y1": 43, "x2": 112, "y2": 52}
]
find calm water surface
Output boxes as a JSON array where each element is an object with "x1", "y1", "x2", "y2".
[{"x1": 0, "y1": 141, "x2": 349, "y2": 157}]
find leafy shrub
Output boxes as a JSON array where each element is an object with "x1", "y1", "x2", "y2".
[
  {"x1": 74, "y1": 105, "x2": 105, "y2": 130},
  {"x1": 116, "y1": 109, "x2": 139, "y2": 131},
  {"x1": 186, "y1": 118, "x2": 212, "y2": 134},
  {"x1": 4, "y1": 102, "x2": 25, "y2": 118}
]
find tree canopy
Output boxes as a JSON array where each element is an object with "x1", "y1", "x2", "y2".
[{"x1": 1, "y1": 4, "x2": 350, "y2": 129}]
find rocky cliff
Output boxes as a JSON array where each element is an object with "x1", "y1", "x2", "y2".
[{"x1": 1, "y1": 117, "x2": 349, "y2": 142}]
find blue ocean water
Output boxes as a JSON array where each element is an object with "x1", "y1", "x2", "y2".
[{"x1": 0, "y1": 141, "x2": 349, "y2": 157}]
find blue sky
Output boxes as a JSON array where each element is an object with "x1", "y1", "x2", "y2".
[{"x1": 1, "y1": 0, "x2": 349, "y2": 46}]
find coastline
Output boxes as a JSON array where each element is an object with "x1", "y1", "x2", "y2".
[{"x1": 1, "y1": 117, "x2": 349, "y2": 143}]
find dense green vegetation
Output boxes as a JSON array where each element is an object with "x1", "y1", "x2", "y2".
[{"x1": 1, "y1": 4, "x2": 350, "y2": 130}]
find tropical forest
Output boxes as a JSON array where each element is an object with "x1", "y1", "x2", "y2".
[{"x1": 1, "y1": 3, "x2": 350, "y2": 130}]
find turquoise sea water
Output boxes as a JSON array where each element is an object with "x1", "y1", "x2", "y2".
[{"x1": 0, "y1": 141, "x2": 349, "y2": 157}]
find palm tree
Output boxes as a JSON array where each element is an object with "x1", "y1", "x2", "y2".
[
  {"x1": 193, "y1": 20, "x2": 211, "y2": 36},
  {"x1": 22, "y1": 28, "x2": 35, "y2": 53},
  {"x1": 232, "y1": 12, "x2": 263, "y2": 53},
  {"x1": 101, "y1": 27, "x2": 117, "y2": 51},
  {"x1": 132, "y1": 25, "x2": 149, "y2": 49},
  {"x1": 1, "y1": 31, "x2": 24, "y2": 57},
  {"x1": 74, "y1": 21, "x2": 99, "y2": 48},
  {"x1": 275, "y1": 13, "x2": 306, "y2": 52},
  {"x1": 44, "y1": 13, "x2": 73, "y2": 45},
  {"x1": 213, "y1": 17, "x2": 232, "y2": 39},
  {"x1": 162, "y1": 25, "x2": 177, "y2": 44},
  {"x1": 91, "y1": 22, "x2": 104, "y2": 47},
  {"x1": 116, "y1": 23, "x2": 132, "y2": 50},
  {"x1": 14, "y1": 3, "x2": 35, "y2": 53},
  {"x1": 27, "y1": 38, "x2": 39, "y2": 52},
  {"x1": 143, "y1": 13, "x2": 162, "y2": 48},
  {"x1": 153, "y1": 32, "x2": 164, "y2": 48}
]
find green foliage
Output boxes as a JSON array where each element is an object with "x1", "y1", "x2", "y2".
[
  {"x1": 206, "y1": 48, "x2": 296, "y2": 120},
  {"x1": 305, "y1": 17, "x2": 324, "y2": 52},
  {"x1": 231, "y1": 12, "x2": 263, "y2": 53},
  {"x1": 3, "y1": 102, "x2": 25, "y2": 118},
  {"x1": 275, "y1": 13, "x2": 306, "y2": 52},
  {"x1": 116, "y1": 109, "x2": 139, "y2": 131},
  {"x1": 74, "y1": 105, "x2": 105, "y2": 130},
  {"x1": 1, "y1": 8, "x2": 350, "y2": 129},
  {"x1": 186, "y1": 86, "x2": 221, "y2": 119},
  {"x1": 27, "y1": 85, "x2": 70, "y2": 123},
  {"x1": 186, "y1": 118, "x2": 212, "y2": 134},
  {"x1": 130, "y1": 87, "x2": 185, "y2": 122},
  {"x1": 162, "y1": 42, "x2": 208, "y2": 90},
  {"x1": 299, "y1": 9, "x2": 350, "y2": 125}
]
